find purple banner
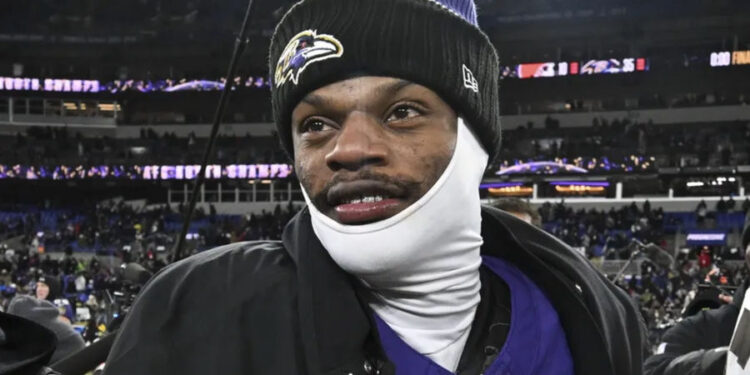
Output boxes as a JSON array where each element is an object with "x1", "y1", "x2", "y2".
[{"x1": 0, "y1": 164, "x2": 293, "y2": 180}]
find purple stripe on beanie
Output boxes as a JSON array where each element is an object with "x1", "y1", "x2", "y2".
[{"x1": 430, "y1": 0, "x2": 478, "y2": 26}]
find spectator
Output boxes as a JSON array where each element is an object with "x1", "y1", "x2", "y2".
[
  {"x1": 35, "y1": 275, "x2": 60, "y2": 302},
  {"x1": 717, "y1": 197, "x2": 727, "y2": 213},
  {"x1": 698, "y1": 247, "x2": 713, "y2": 270},
  {"x1": 727, "y1": 195, "x2": 736, "y2": 212},
  {"x1": 697, "y1": 200, "x2": 708, "y2": 222}
]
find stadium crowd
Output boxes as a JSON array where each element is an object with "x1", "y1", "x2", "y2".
[
  {"x1": 0, "y1": 200, "x2": 301, "y2": 254},
  {"x1": 498, "y1": 118, "x2": 750, "y2": 168},
  {"x1": 497, "y1": 197, "x2": 750, "y2": 353},
  {"x1": 3, "y1": 119, "x2": 750, "y2": 173},
  {"x1": 2, "y1": 0, "x2": 282, "y2": 36},
  {"x1": 0, "y1": 127, "x2": 286, "y2": 166},
  {"x1": 2, "y1": 198, "x2": 748, "y2": 359},
  {"x1": 0, "y1": 199, "x2": 305, "y2": 364}
]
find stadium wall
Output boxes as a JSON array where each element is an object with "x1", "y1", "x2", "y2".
[
  {"x1": 184, "y1": 196, "x2": 747, "y2": 216},
  {"x1": 521, "y1": 196, "x2": 747, "y2": 212},
  {"x1": 501, "y1": 105, "x2": 750, "y2": 129},
  {"x1": 4, "y1": 104, "x2": 750, "y2": 137}
]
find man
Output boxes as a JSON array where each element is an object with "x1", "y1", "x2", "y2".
[
  {"x1": 644, "y1": 213, "x2": 750, "y2": 375},
  {"x1": 34, "y1": 276, "x2": 58, "y2": 302},
  {"x1": 34, "y1": 275, "x2": 74, "y2": 323},
  {"x1": 104, "y1": 0, "x2": 645, "y2": 374},
  {"x1": 491, "y1": 198, "x2": 541, "y2": 226}
]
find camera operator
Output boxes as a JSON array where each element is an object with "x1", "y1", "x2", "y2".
[{"x1": 645, "y1": 215, "x2": 750, "y2": 375}]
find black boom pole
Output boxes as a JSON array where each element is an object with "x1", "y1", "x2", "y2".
[{"x1": 172, "y1": 0, "x2": 256, "y2": 263}]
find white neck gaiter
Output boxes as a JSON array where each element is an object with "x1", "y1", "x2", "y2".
[{"x1": 301, "y1": 119, "x2": 489, "y2": 372}]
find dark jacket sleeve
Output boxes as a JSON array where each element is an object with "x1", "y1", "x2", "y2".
[
  {"x1": 644, "y1": 304, "x2": 739, "y2": 375},
  {"x1": 103, "y1": 242, "x2": 294, "y2": 375}
]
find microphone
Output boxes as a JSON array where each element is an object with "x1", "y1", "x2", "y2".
[
  {"x1": 631, "y1": 239, "x2": 674, "y2": 269},
  {"x1": 612, "y1": 239, "x2": 674, "y2": 281},
  {"x1": 121, "y1": 263, "x2": 153, "y2": 285}
]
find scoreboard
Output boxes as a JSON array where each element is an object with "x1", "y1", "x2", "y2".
[
  {"x1": 511, "y1": 57, "x2": 649, "y2": 79},
  {"x1": 710, "y1": 50, "x2": 750, "y2": 67}
]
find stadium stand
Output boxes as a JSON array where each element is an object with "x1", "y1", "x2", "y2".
[{"x1": 2, "y1": 0, "x2": 750, "y2": 372}]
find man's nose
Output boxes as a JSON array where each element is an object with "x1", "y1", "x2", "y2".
[{"x1": 325, "y1": 113, "x2": 388, "y2": 172}]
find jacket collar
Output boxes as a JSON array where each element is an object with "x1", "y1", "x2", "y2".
[{"x1": 282, "y1": 208, "x2": 373, "y2": 374}]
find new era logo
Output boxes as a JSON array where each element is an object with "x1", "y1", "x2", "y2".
[{"x1": 462, "y1": 64, "x2": 479, "y2": 93}]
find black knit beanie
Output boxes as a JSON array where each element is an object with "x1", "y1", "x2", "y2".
[
  {"x1": 37, "y1": 275, "x2": 60, "y2": 301},
  {"x1": 269, "y1": 0, "x2": 501, "y2": 162}
]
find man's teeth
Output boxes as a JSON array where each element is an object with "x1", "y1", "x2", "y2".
[{"x1": 345, "y1": 196, "x2": 385, "y2": 204}]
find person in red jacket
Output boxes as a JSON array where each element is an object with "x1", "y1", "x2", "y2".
[{"x1": 699, "y1": 246, "x2": 713, "y2": 269}]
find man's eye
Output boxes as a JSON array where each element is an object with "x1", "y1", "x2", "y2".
[
  {"x1": 300, "y1": 119, "x2": 331, "y2": 134},
  {"x1": 386, "y1": 105, "x2": 422, "y2": 123}
]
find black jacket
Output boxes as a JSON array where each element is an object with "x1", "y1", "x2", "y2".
[
  {"x1": 643, "y1": 285, "x2": 746, "y2": 375},
  {"x1": 104, "y1": 207, "x2": 646, "y2": 375}
]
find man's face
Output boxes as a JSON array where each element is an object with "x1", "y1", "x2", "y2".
[
  {"x1": 36, "y1": 282, "x2": 49, "y2": 300},
  {"x1": 291, "y1": 76, "x2": 457, "y2": 225}
]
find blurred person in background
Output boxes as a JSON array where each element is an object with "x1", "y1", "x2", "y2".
[
  {"x1": 699, "y1": 246, "x2": 713, "y2": 270},
  {"x1": 491, "y1": 198, "x2": 541, "y2": 226},
  {"x1": 34, "y1": 275, "x2": 75, "y2": 324},
  {"x1": 34, "y1": 275, "x2": 56, "y2": 301}
]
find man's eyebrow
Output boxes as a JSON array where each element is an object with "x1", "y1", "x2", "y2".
[{"x1": 301, "y1": 93, "x2": 331, "y2": 107}]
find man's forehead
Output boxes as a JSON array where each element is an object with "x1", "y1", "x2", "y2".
[{"x1": 300, "y1": 77, "x2": 418, "y2": 107}]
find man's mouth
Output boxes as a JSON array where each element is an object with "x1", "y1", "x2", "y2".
[{"x1": 326, "y1": 180, "x2": 409, "y2": 224}]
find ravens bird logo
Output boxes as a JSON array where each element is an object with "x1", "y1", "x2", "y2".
[{"x1": 274, "y1": 30, "x2": 344, "y2": 87}]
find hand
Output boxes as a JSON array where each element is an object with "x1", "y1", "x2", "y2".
[{"x1": 719, "y1": 294, "x2": 734, "y2": 304}]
